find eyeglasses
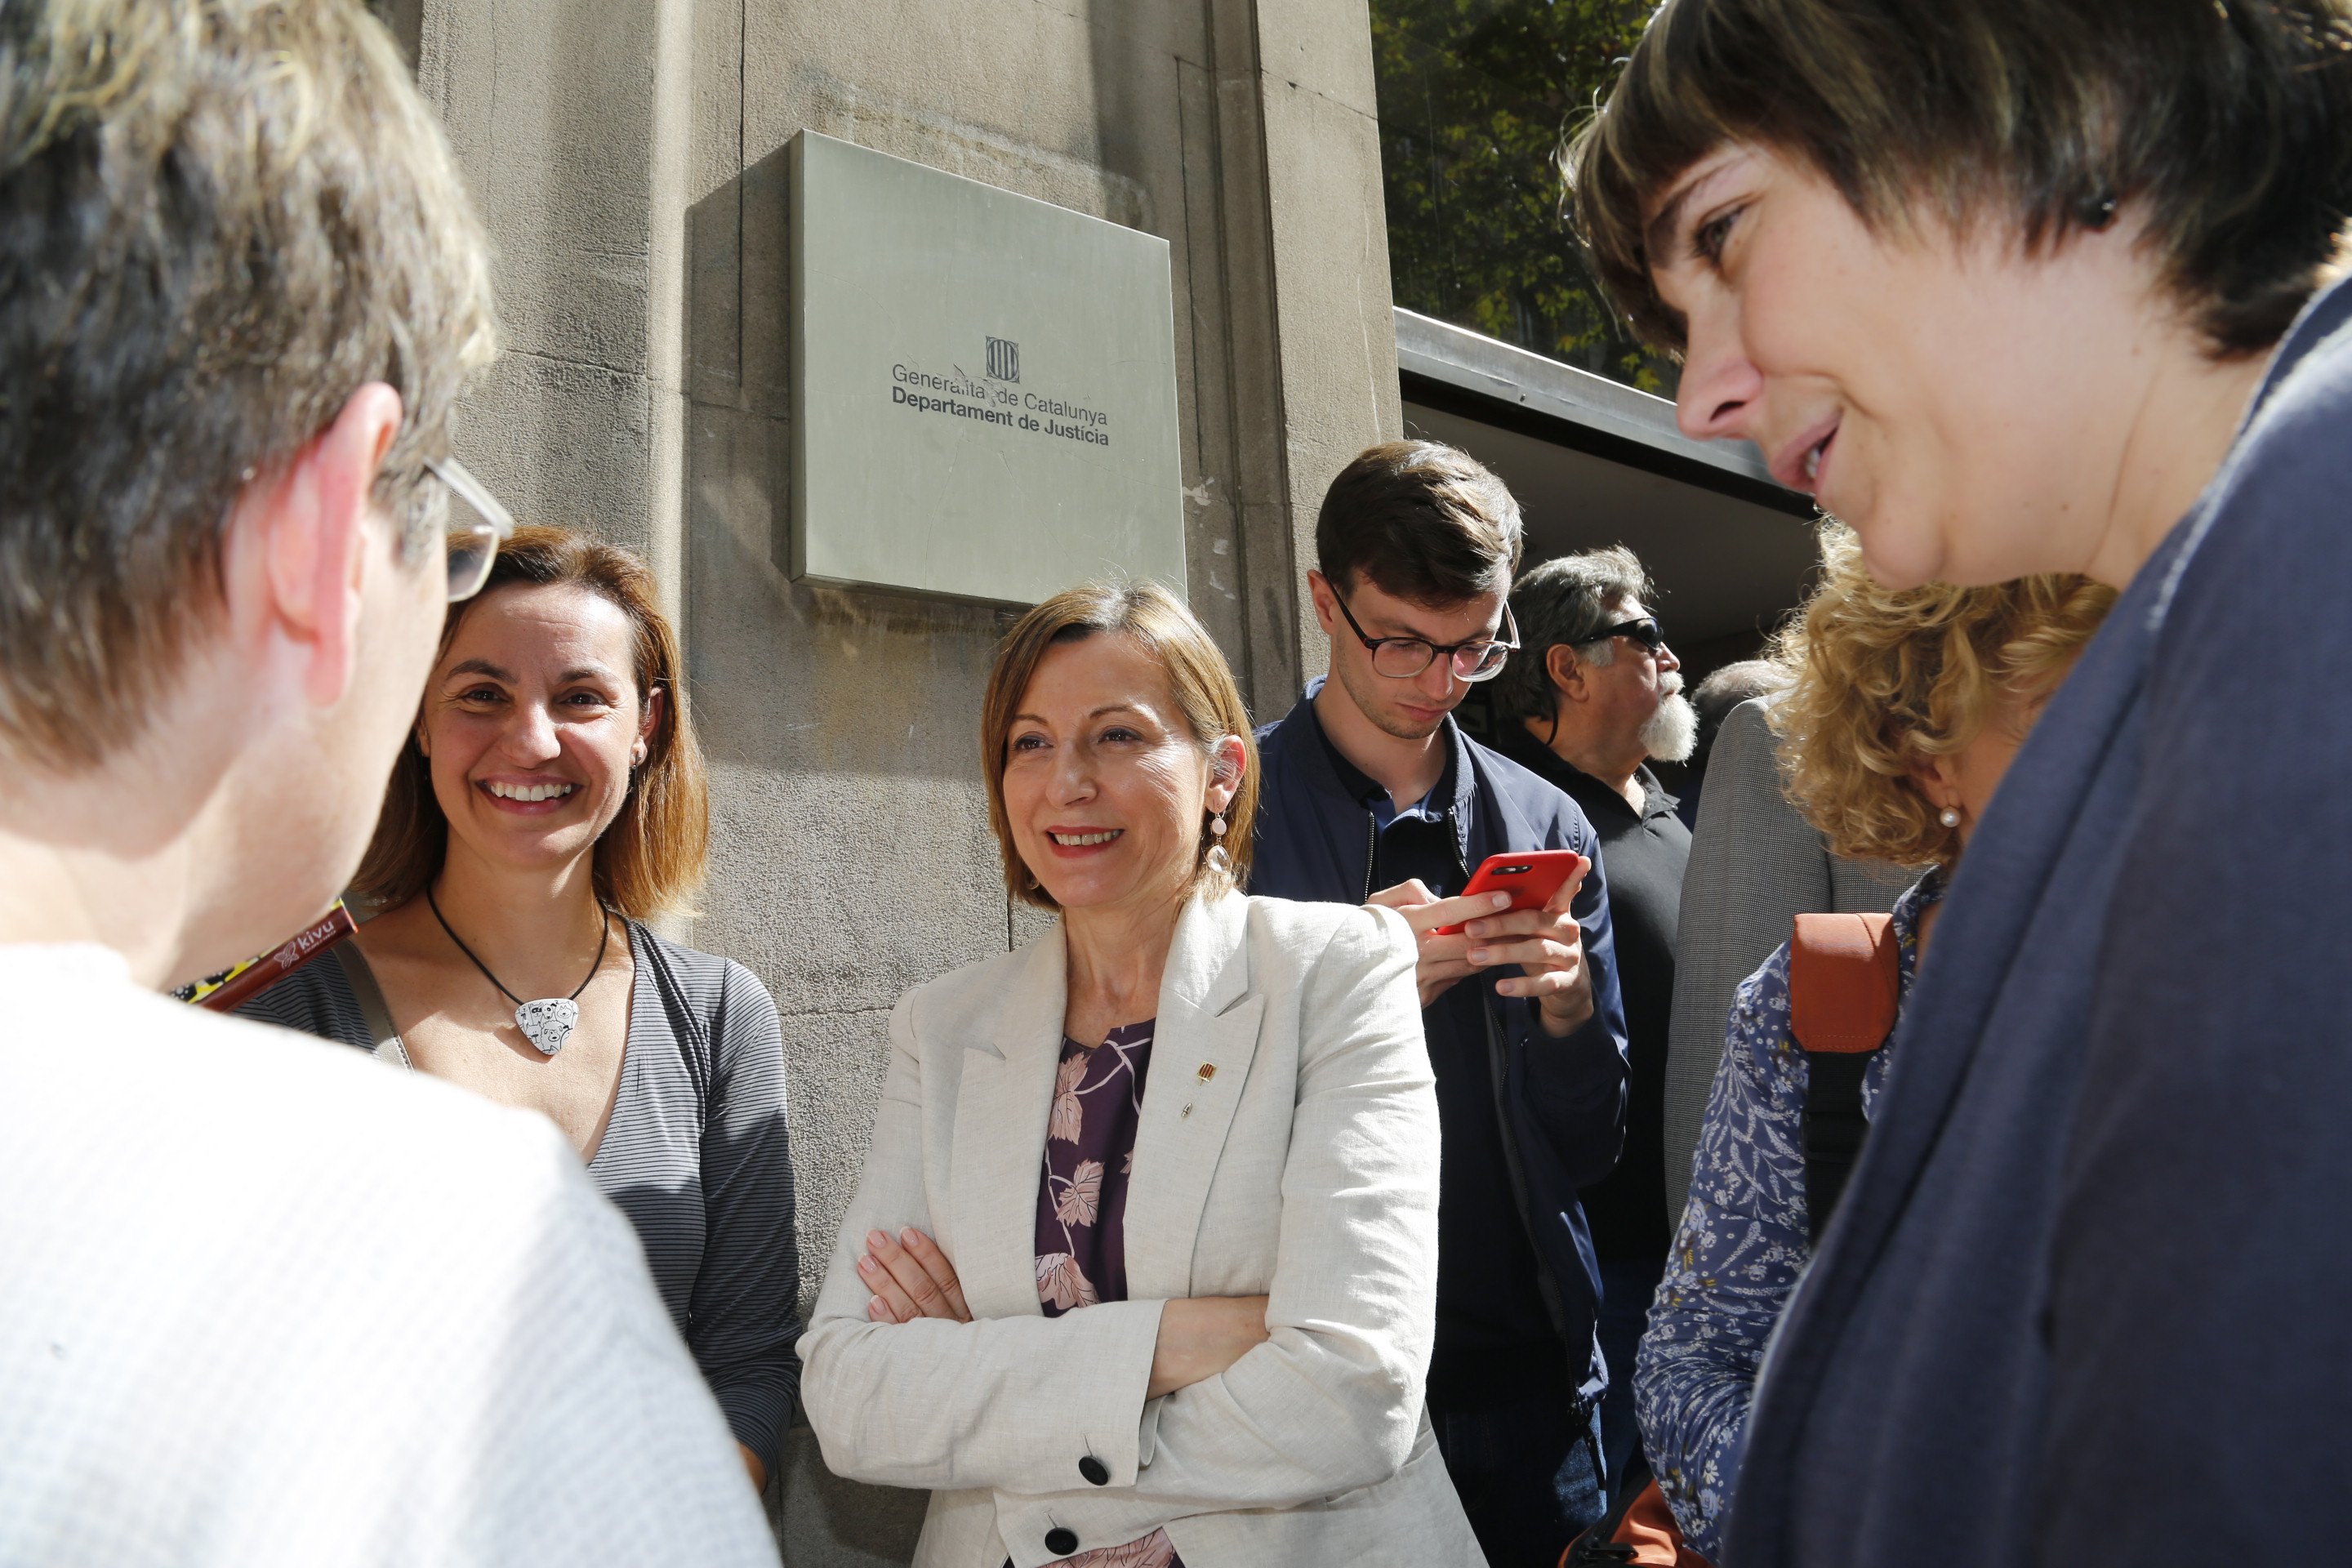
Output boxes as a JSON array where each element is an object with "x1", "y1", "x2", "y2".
[
  {"x1": 1332, "y1": 590, "x2": 1518, "y2": 682},
  {"x1": 425, "y1": 455, "x2": 516, "y2": 602},
  {"x1": 1581, "y1": 614, "x2": 1668, "y2": 654}
]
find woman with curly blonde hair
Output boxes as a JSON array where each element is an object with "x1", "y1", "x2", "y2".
[{"x1": 1628, "y1": 528, "x2": 2112, "y2": 1561}]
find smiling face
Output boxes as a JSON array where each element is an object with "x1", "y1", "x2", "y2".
[
  {"x1": 1000, "y1": 631, "x2": 1240, "y2": 919},
  {"x1": 1646, "y1": 143, "x2": 2167, "y2": 589},
  {"x1": 419, "y1": 581, "x2": 658, "y2": 880}
]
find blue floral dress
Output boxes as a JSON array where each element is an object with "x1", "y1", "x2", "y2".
[
  {"x1": 1633, "y1": 872, "x2": 1940, "y2": 1561},
  {"x1": 1031, "y1": 1022, "x2": 1180, "y2": 1568}
]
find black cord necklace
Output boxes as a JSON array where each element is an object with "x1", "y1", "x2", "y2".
[{"x1": 426, "y1": 884, "x2": 611, "y2": 1056}]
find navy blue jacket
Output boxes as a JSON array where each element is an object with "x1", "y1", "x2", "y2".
[
  {"x1": 1250, "y1": 685, "x2": 1632, "y2": 1404},
  {"x1": 1727, "y1": 278, "x2": 2352, "y2": 1566}
]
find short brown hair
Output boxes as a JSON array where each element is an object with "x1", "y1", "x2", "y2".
[
  {"x1": 1565, "y1": 0, "x2": 2352, "y2": 358},
  {"x1": 982, "y1": 581, "x2": 1260, "y2": 911},
  {"x1": 355, "y1": 527, "x2": 709, "y2": 921},
  {"x1": 1316, "y1": 440, "x2": 1523, "y2": 605},
  {"x1": 1769, "y1": 524, "x2": 2115, "y2": 871},
  {"x1": 0, "y1": 0, "x2": 497, "y2": 770}
]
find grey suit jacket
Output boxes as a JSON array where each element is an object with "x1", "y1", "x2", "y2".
[
  {"x1": 799, "y1": 891, "x2": 1481, "y2": 1568},
  {"x1": 1663, "y1": 699, "x2": 1913, "y2": 1224}
]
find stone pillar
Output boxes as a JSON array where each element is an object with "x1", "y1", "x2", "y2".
[
  {"x1": 410, "y1": 2, "x2": 1396, "y2": 1560},
  {"x1": 1229, "y1": 0, "x2": 1405, "y2": 686}
]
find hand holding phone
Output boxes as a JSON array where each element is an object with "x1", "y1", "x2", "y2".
[
  {"x1": 1431, "y1": 850, "x2": 1588, "y2": 935},
  {"x1": 1368, "y1": 850, "x2": 1592, "y2": 1027}
]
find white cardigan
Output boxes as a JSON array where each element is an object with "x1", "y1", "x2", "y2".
[{"x1": 798, "y1": 891, "x2": 1481, "y2": 1568}]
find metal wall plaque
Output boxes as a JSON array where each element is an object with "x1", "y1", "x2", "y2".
[{"x1": 788, "y1": 131, "x2": 1185, "y2": 605}]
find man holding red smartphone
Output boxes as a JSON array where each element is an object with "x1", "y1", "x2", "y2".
[{"x1": 1249, "y1": 440, "x2": 1633, "y2": 1568}]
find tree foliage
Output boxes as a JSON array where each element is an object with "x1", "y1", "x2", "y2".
[{"x1": 1373, "y1": 0, "x2": 1677, "y2": 394}]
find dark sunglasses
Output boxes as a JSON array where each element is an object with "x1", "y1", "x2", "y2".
[{"x1": 1583, "y1": 614, "x2": 1667, "y2": 653}]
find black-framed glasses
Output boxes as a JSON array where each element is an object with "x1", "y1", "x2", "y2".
[
  {"x1": 1581, "y1": 614, "x2": 1668, "y2": 654},
  {"x1": 426, "y1": 455, "x2": 517, "y2": 603},
  {"x1": 1333, "y1": 590, "x2": 1518, "y2": 682}
]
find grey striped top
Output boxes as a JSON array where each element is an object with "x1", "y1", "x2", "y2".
[{"x1": 239, "y1": 924, "x2": 802, "y2": 1475}]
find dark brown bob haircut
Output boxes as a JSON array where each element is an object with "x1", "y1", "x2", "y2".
[
  {"x1": 354, "y1": 525, "x2": 709, "y2": 920},
  {"x1": 1566, "y1": 0, "x2": 2352, "y2": 359},
  {"x1": 982, "y1": 581, "x2": 1260, "y2": 911},
  {"x1": 1317, "y1": 440, "x2": 1524, "y2": 606}
]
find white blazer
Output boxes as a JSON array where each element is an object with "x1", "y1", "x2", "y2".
[{"x1": 799, "y1": 890, "x2": 1482, "y2": 1568}]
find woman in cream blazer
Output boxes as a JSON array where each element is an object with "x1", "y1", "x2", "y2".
[{"x1": 800, "y1": 583, "x2": 1481, "y2": 1568}]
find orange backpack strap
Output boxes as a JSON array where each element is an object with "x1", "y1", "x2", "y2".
[
  {"x1": 1788, "y1": 912, "x2": 1901, "y2": 1052},
  {"x1": 1788, "y1": 911, "x2": 1901, "y2": 1243},
  {"x1": 1561, "y1": 1477, "x2": 1717, "y2": 1567}
]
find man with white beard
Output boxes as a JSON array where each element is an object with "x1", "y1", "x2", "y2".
[{"x1": 1490, "y1": 548, "x2": 1695, "y2": 1508}]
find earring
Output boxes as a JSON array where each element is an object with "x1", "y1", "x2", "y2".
[
  {"x1": 1206, "y1": 810, "x2": 1232, "y2": 875},
  {"x1": 2076, "y1": 188, "x2": 2119, "y2": 230},
  {"x1": 1939, "y1": 806, "x2": 1962, "y2": 829}
]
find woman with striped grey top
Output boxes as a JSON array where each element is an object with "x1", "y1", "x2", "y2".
[{"x1": 243, "y1": 526, "x2": 800, "y2": 1494}]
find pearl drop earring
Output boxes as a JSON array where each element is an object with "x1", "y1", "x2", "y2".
[
  {"x1": 1206, "y1": 809, "x2": 1232, "y2": 875},
  {"x1": 1939, "y1": 807, "x2": 1962, "y2": 829}
]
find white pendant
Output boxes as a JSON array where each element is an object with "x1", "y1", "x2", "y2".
[{"x1": 514, "y1": 997, "x2": 579, "y2": 1056}]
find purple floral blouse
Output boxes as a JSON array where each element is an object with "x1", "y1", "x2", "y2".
[{"x1": 1032, "y1": 1021, "x2": 1179, "y2": 1568}]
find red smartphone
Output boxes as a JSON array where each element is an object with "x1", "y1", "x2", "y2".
[{"x1": 1432, "y1": 849, "x2": 1588, "y2": 935}]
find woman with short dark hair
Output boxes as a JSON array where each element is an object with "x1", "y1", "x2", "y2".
[
  {"x1": 1566, "y1": 2, "x2": 2352, "y2": 1562},
  {"x1": 243, "y1": 524, "x2": 800, "y2": 1493}
]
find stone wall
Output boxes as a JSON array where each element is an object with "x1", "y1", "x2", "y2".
[{"x1": 409, "y1": 2, "x2": 1399, "y2": 1559}]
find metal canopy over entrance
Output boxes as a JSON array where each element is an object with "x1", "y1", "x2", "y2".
[{"x1": 1395, "y1": 309, "x2": 1825, "y2": 677}]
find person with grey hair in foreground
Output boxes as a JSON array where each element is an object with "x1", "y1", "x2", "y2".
[
  {"x1": 0, "y1": 4, "x2": 777, "y2": 1562},
  {"x1": 1489, "y1": 546, "x2": 1693, "y2": 1503}
]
